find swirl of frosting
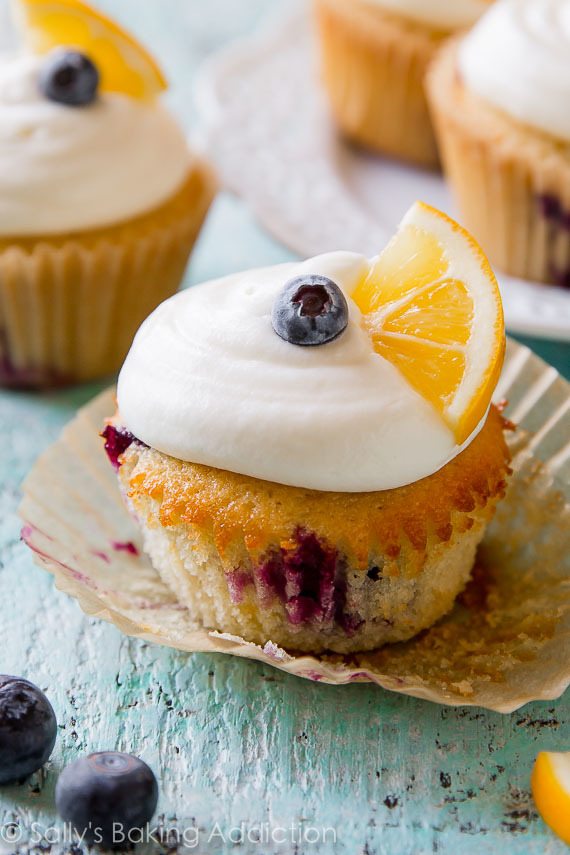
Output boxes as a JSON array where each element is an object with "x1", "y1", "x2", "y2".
[
  {"x1": 459, "y1": 0, "x2": 570, "y2": 141},
  {"x1": 358, "y1": 0, "x2": 492, "y2": 30},
  {"x1": 0, "y1": 53, "x2": 191, "y2": 235},
  {"x1": 117, "y1": 252, "x2": 485, "y2": 493}
]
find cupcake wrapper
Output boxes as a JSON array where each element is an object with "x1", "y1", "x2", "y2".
[
  {"x1": 20, "y1": 338, "x2": 570, "y2": 713},
  {"x1": 427, "y1": 42, "x2": 570, "y2": 287},
  {"x1": 0, "y1": 161, "x2": 216, "y2": 387},
  {"x1": 314, "y1": 0, "x2": 441, "y2": 167}
]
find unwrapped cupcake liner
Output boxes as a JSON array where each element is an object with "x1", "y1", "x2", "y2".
[
  {"x1": 20, "y1": 339, "x2": 570, "y2": 712},
  {"x1": 428, "y1": 41, "x2": 570, "y2": 287},
  {"x1": 314, "y1": 0, "x2": 441, "y2": 167},
  {"x1": 0, "y1": 160, "x2": 216, "y2": 387}
]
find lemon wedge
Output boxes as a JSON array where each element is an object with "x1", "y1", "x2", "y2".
[
  {"x1": 15, "y1": 0, "x2": 167, "y2": 99},
  {"x1": 352, "y1": 202, "x2": 505, "y2": 443},
  {"x1": 531, "y1": 751, "x2": 570, "y2": 844}
]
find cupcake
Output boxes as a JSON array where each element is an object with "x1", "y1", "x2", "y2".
[
  {"x1": 103, "y1": 202, "x2": 510, "y2": 654},
  {"x1": 0, "y1": 0, "x2": 216, "y2": 388},
  {"x1": 427, "y1": 0, "x2": 570, "y2": 287},
  {"x1": 313, "y1": 0, "x2": 492, "y2": 168}
]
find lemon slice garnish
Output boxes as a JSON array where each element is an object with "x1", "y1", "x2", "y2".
[
  {"x1": 15, "y1": 0, "x2": 167, "y2": 99},
  {"x1": 352, "y1": 202, "x2": 505, "y2": 443}
]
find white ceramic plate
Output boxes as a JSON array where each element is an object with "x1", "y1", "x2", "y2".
[{"x1": 196, "y1": 3, "x2": 570, "y2": 343}]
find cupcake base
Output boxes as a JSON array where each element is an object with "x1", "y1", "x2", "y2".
[
  {"x1": 427, "y1": 40, "x2": 570, "y2": 288},
  {"x1": 0, "y1": 160, "x2": 216, "y2": 388},
  {"x1": 115, "y1": 503, "x2": 488, "y2": 654},
  {"x1": 314, "y1": 0, "x2": 444, "y2": 168},
  {"x1": 112, "y1": 407, "x2": 510, "y2": 654}
]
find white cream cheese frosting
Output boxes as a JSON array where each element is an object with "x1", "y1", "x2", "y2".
[
  {"x1": 459, "y1": 0, "x2": 570, "y2": 142},
  {"x1": 117, "y1": 252, "x2": 485, "y2": 493},
  {"x1": 358, "y1": 0, "x2": 491, "y2": 30},
  {"x1": 0, "y1": 53, "x2": 191, "y2": 235}
]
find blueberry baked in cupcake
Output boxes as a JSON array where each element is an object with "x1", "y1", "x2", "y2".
[
  {"x1": 0, "y1": 0, "x2": 215, "y2": 388},
  {"x1": 104, "y1": 203, "x2": 510, "y2": 654},
  {"x1": 314, "y1": 0, "x2": 493, "y2": 168},
  {"x1": 427, "y1": 0, "x2": 570, "y2": 287}
]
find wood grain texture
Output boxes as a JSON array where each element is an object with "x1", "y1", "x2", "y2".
[{"x1": 0, "y1": 1, "x2": 569, "y2": 852}]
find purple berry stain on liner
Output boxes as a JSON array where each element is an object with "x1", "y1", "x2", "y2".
[
  {"x1": 536, "y1": 195, "x2": 570, "y2": 289},
  {"x1": 538, "y1": 193, "x2": 564, "y2": 223},
  {"x1": 112, "y1": 541, "x2": 140, "y2": 557},
  {"x1": 0, "y1": 330, "x2": 75, "y2": 389},
  {"x1": 304, "y1": 670, "x2": 324, "y2": 682},
  {"x1": 549, "y1": 264, "x2": 570, "y2": 290},
  {"x1": 538, "y1": 192, "x2": 570, "y2": 230}
]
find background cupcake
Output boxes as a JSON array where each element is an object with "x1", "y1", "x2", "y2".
[
  {"x1": 313, "y1": 0, "x2": 492, "y2": 168},
  {"x1": 427, "y1": 0, "x2": 570, "y2": 288},
  {"x1": 0, "y1": 0, "x2": 215, "y2": 388},
  {"x1": 104, "y1": 203, "x2": 509, "y2": 654}
]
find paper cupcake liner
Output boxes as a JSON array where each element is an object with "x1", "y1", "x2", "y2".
[
  {"x1": 0, "y1": 160, "x2": 216, "y2": 388},
  {"x1": 313, "y1": 0, "x2": 442, "y2": 167},
  {"x1": 20, "y1": 339, "x2": 570, "y2": 712},
  {"x1": 427, "y1": 40, "x2": 570, "y2": 287}
]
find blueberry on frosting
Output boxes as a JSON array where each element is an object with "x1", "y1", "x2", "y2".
[
  {"x1": 271, "y1": 274, "x2": 349, "y2": 346},
  {"x1": 39, "y1": 49, "x2": 100, "y2": 107}
]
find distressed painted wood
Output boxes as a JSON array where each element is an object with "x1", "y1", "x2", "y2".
[{"x1": 0, "y1": 1, "x2": 570, "y2": 852}]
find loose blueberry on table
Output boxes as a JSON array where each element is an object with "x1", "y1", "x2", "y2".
[
  {"x1": 39, "y1": 48, "x2": 100, "y2": 107},
  {"x1": 0, "y1": 676, "x2": 57, "y2": 785},
  {"x1": 272, "y1": 274, "x2": 349, "y2": 346},
  {"x1": 55, "y1": 752, "x2": 159, "y2": 847}
]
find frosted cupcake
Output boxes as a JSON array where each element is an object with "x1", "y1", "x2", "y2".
[
  {"x1": 0, "y1": 0, "x2": 215, "y2": 388},
  {"x1": 313, "y1": 0, "x2": 492, "y2": 168},
  {"x1": 427, "y1": 0, "x2": 570, "y2": 287},
  {"x1": 104, "y1": 203, "x2": 510, "y2": 654}
]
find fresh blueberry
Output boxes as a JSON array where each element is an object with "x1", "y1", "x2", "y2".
[
  {"x1": 39, "y1": 49, "x2": 100, "y2": 107},
  {"x1": 0, "y1": 676, "x2": 57, "y2": 785},
  {"x1": 55, "y1": 752, "x2": 159, "y2": 847},
  {"x1": 272, "y1": 274, "x2": 349, "y2": 346}
]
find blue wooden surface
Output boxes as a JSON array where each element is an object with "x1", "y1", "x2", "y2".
[{"x1": 1, "y1": 2, "x2": 570, "y2": 853}]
